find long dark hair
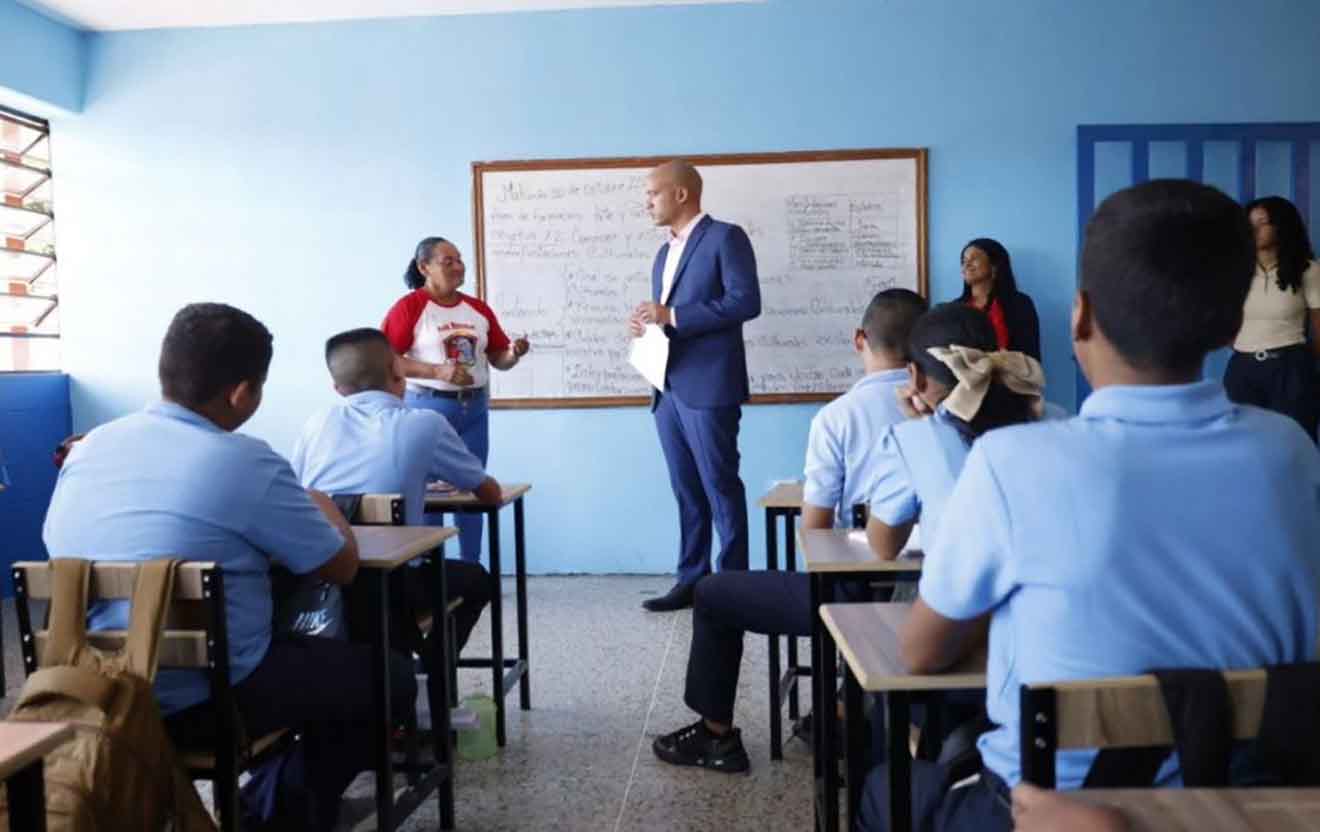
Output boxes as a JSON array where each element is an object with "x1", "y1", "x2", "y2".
[
  {"x1": 404, "y1": 236, "x2": 450, "y2": 290},
  {"x1": 909, "y1": 303, "x2": 1037, "y2": 444},
  {"x1": 957, "y1": 237, "x2": 1019, "y2": 305},
  {"x1": 1245, "y1": 196, "x2": 1315, "y2": 293}
]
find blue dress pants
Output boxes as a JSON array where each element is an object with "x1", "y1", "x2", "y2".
[{"x1": 653, "y1": 390, "x2": 749, "y2": 586}]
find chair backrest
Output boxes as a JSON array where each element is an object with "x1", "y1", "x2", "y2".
[
  {"x1": 12, "y1": 560, "x2": 226, "y2": 677},
  {"x1": 357, "y1": 493, "x2": 405, "y2": 525},
  {"x1": 330, "y1": 492, "x2": 404, "y2": 526},
  {"x1": 5, "y1": 560, "x2": 224, "y2": 831},
  {"x1": 1020, "y1": 669, "x2": 1267, "y2": 787}
]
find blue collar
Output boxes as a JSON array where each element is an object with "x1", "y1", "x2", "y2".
[
  {"x1": 345, "y1": 390, "x2": 406, "y2": 412},
  {"x1": 1079, "y1": 380, "x2": 1233, "y2": 424},
  {"x1": 852, "y1": 368, "x2": 908, "y2": 391},
  {"x1": 146, "y1": 399, "x2": 225, "y2": 433}
]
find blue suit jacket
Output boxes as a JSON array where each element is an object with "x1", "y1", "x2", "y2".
[{"x1": 652, "y1": 215, "x2": 761, "y2": 409}]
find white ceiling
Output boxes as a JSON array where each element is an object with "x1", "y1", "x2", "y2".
[{"x1": 21, "y1": 0, "x2": 762, "y2": 31}]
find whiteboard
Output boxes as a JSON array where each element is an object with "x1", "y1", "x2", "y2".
[{"x1": 473, "y1": 150, "x2": 928, "y2": 407}]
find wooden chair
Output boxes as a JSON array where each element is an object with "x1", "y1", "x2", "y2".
[
  {"x1": 1019, "y1": 669, "x2": 1269, "y2": 788},
  {"x1": 12, "y1": 560, "x2": 292, "y2": 831}
]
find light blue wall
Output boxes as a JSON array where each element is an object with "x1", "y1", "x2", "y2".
[
  {"x1": 0, "y1": 0, "x2": 84, "y2": 112},
  {"x1": 49, "y1": 0, "x2": 1320, "y2": 574}
]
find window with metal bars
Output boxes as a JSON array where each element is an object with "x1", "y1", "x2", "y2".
[{"x1": 1, "y1": 105, "x2": 58, "y2": 372}]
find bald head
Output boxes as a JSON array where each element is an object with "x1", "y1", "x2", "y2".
[
  {"x1": 325, "y1": 328, "x2": 400, "y2": 395},
  {"x1": 653, "y1": 160, "x2": 703, "y2": 198},
  {"x1": 646, "y1": 160, "x2": 704, "y2": 229}
]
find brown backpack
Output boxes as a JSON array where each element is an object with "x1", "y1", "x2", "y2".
[{"x1": 0, "y1": 559, "x2": 218, "y2": 832}]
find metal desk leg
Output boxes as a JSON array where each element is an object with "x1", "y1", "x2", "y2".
[
  {"x1": 8, "y1": 760, "x2": 46, "y2": 832},
  {"x1": 809, "y1": 572, "x2": 823, "y2": 831},
  {"x1": 514, "y1": 496, "x2": 531, "y2": 711},
  {"x1": 430, "y1": 552, "x2": 455, "y2": 830},
  {"x1": 844, "y1": 663, "x2": 865, "y2": 830},
  {"x1": 888, "y1": 692, "x2": 912, "y2": 832},
  {"x1": 766, "y1": 508, "x2": 783, "y2": 761},
  {"x1": 370, "y1": 570, "x2": 396, "y2": 832},
  {"x1": 786, "y1": 512, "x2": 801, "y2": 721},
  {"x1": 487, "y1": 506, "x2": 506, "y2": 747},
  {"x1": 818, "y1": 575, "x2": 840, "y2": 832}
]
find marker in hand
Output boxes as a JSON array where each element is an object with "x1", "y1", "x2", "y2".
[{"x1": 513, "y1": 331, "x2": 531, "y2": 357}]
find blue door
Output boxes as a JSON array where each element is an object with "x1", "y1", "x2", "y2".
[{"x1": 1075, "y1": 123, "x2": 1320, "y2": 406}]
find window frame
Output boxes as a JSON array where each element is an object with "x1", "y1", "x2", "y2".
[{"x1": 1, "y1": 102, "x2": 58, "y2": 373}]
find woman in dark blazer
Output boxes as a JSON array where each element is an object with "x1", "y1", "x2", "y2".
[{"x1": 957, "y1": 237, "x2": 1041, "y2": 360}]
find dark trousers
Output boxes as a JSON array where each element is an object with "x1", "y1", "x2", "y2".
[
  {"x1": 345, "y1": 556, "x2": 491, "y2": 726},
  {"x1": 166, "y1": 636, "x2": 417, "y2": 831},
  {"x1": 855, "y1": 763, "x2": 1012, "y2": 832},
  {"x1": 684, "y1": 570, "x2": 869, "y2": 723},
  {"x1": 685, "y1": 571, "x2": 979, "y2": 773},
  {"x1": 345, "y1": 556, "x2": 490, "y2": 658},
  {"x1": 654, "y1": 391, "x2": 749, "y2": 586},
  {"x1": 1225, "y1": 345, "x2": 1319, "y2": 440}
]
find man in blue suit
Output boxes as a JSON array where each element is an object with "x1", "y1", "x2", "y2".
[{"x1": 630, "y1": 160, "x2": 762, "y2": 612}]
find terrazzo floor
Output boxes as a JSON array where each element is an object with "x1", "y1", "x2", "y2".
[{"x1": 0, "y1": 576, "x2": 818, "y2": 831}]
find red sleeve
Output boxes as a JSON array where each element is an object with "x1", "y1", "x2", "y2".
[
  {"x1": 381, "y1": 290, "x2": 428, "y2": 354},
  {"x1": 465, "y1": 294, "x2": 511, "y2": 356}
]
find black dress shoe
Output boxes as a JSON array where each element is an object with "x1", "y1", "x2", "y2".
[
  {"x1": 641, "y1": 583, "x2": 695, "y2": 612},
  {"x1": 652, "y1": 720, "x2": 750, "y2": 773}
]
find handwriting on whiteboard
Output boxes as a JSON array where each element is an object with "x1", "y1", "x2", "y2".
[{"x1": 480, "y1": 159, "x2": 921, "y2": 401}]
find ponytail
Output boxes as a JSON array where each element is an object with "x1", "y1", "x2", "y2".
[
  {"x1": 948, "y1": 383, "x2": 1037, "y2": 443},
  {"x1": 404, "y1": 259, "x2": 424, "y2": 290}
]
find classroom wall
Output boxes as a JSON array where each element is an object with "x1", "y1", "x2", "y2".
[
  {"x1": 0, "y1": 0, "x2": 84, "y2": 112},
  {"x1": 47, "y1": 0, "x2": 1320, "y2": 574},
  {"x1": 0, "y1": 374, "x2": 71, "y2": 583}
]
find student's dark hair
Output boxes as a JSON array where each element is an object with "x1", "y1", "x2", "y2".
[
  {"x1": 908, "y1": 303, "x2": 1036, "y2": 443},
  {"x1": 158, "y1": 303, "x2": 273, "y2": 408},
  {"x1": 860, "y1": 288, "x2": 928, "y2": 354},
  {"x1": 957, "y1": 237, "x2": 1019, "y2": 303},
  {"x1": 404, "y1": 236, "x2": 450, "y2": 290},
  {"x1": 1082, "y1": 179, "x2": 1254, "y2": 374},
  {"x1": 1244, "y1": 196, "x2": 1315, "y2": 293},
  {"x1": 325, "y1": 327, "x2": 394, "y2": 393}
]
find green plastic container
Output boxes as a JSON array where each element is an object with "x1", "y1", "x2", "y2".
[{"x1": 456, "y1": 695, "x2": 498, "y2": 761}]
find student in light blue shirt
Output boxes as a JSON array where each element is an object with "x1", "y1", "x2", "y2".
[
  {"x1": 291, "y1": 327, "x2": 499, "y2": 676},
  {"x1": 864, "y1": 181, "x2": 1320, "y2": 832},
  {"x1": 866, "y1": 304, "x2": 1047, "y2": 588},
  {"x1": 43, "y1": 303, "x2": 414, "y2": 831},
  {"x1": 801, "y1": 290, "x2": 923, "y2": 532}
]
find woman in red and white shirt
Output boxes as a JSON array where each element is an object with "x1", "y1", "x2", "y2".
[{"x1": 382, "y1": 236, "x2": 530, "y2": 562}]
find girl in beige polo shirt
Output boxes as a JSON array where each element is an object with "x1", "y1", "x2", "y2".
[{"x1": 1224, "y1": 196, "x2": 1320, "y2": 440}]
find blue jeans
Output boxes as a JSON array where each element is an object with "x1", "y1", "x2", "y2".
[{"x1": 405, "y1": 386, "x2": 490, "y2": 563}]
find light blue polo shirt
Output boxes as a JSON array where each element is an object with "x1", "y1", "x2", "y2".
[
  {"x1": 42, "y1": 400, "x2": 345, "y2": 715},
  {"x1": 803, "y1": 369, "x2": 909, "y2": 526},
  {"x1": 290, "y1": 390, "x2": 487, "y2": 524},
  {"x1": 867, "y1": 408, "x2": 970, "y2": 538},
  {"x1": 919, "y1": 381, "x2": 1320, "y2": 789}
]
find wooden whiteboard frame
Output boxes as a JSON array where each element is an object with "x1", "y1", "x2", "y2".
[{"x1": 472, "y1": 148, "x2": 929, "y2": 409}]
